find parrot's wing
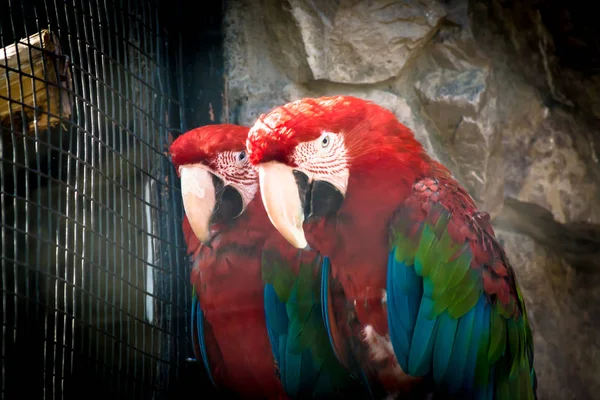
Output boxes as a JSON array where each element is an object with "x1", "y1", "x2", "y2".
[
  {"x1": 183, "y1": 215, "x2": 221, "y2": 387},
  {"x1": 321, "y1": 257, "x2": 376, "y2": 399},
  {"x1": 190, "y1": 285, "x2": 216, "y2": 386},
  {"x1": 386, "y1": 177, "x2": 537, "y2": 400},
  {"x1": 262, "y1": 245, "x2": 360, "y2": 398}
]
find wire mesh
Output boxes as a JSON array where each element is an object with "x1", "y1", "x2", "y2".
[{"x1": 0, "y1": 0, "x2": 198, "y2": 398}]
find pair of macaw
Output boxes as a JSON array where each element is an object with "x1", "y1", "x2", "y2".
[{"x1": 169, "y1": 96, "x2": 538, "y2": 400}]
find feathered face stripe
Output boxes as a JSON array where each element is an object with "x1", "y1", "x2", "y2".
[{"x1": 211, "y1": 150, "x2": 259, "y2": 210}]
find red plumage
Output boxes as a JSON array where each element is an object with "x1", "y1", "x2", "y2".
[
  {"x1": 170, "y1": 124, "x2": 250, "y2": 173},
  {"x1": 171, "y1": 125, "x2": 289, "y2": 399},
  {"x1": 247, "y1": 95, "x2": 523, "y2": 394},
  {"x1": 248, "y1": 96, "x2": 437, "y2": 297},
  {"x1": 247, "y1": 95, "x2": 518, "y2": 314}
]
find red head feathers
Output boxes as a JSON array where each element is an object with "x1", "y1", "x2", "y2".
[
  {"x1": 245, "y1": 95, "x2": 447, "y2": 250},
  {"x1": 246, "y1": 95, "x2": 434, "y2": 174},
  {"x1": 169, "y1": 124, "x2": 257, "y2": 244},
  {"x1": 170, "y1": 124, "x2": 250, "y2": 175}
]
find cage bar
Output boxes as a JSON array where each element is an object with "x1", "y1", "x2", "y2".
[{"x1": 0, "y1": 0, "x2": 227, "y2": 398}]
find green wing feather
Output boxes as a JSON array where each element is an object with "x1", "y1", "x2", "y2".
[
  {"x1": 386, "y1": 179, "x2": 537, "y2": 400},
  {"x1": 262, "y1": 250, "x2": 360, "y2": 398}
]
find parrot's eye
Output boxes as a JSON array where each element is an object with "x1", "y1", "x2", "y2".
[
  {"x1": 321, "y1": 135, "x2": 330, "y2": 148},
  {"x1": 237, "y1": 151, "x2": 246, "y2": 162}
]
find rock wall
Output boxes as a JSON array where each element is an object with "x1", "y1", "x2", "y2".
[{"x1": 221, "y1": 0, "x2": 600, "y2": 398}]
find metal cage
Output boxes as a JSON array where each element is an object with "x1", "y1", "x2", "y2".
[{"x1": 1, "y1": 0, "x2": 225, "y2": 398}]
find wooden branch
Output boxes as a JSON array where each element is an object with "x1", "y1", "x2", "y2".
[{"x1": 0, "y1": 29, "x2": 73, "y2": 133}]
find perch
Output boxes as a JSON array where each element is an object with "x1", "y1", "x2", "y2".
[{"x1": 0, "y1": 29, "x2": 72, "y2": 132}]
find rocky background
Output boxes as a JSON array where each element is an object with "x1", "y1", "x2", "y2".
[{"x1": 221, "y1": 1, "x2": 600, "y2": 399}]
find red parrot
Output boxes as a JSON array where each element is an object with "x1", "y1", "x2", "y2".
[
  {"x1": 169, "y1": 124, "x2": 363, "y2": 399},
  {"x1": 245, "y1": 96, "x2": 538, "y2": 399},
  {"x1": 170, "y1": 124, "x2": 286, "y2": 399}
]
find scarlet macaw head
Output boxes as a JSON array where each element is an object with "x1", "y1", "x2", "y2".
[
  {"x1": 246, "y1": 95, "x2": 431, "y2": 250},
  {"x1": 170, "y1": 124, "x2": 257, "y2": 243}
]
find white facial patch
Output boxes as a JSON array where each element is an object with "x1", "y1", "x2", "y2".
[
  {"x1": 212, "y1": 151, "x2": 259, "y2": 212},
  {"x1": 292, "y1": 131, "x2": 350, "y2": 196}
]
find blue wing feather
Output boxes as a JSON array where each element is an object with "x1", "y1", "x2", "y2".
[
  {"x1": 320, "y1": 257, "x2": 339, "y2": 362},
  {"x1": 486, "y1": 365, "x2": 496, "y2": 400},
  {"x1": 386, "y1": 206, "x2": 506, "y2": 397},
  {"x1": 264, "y1": 282, "x2": 304, "y2": 396},
  {"x1": 407, "y1": 295, "x2": 439, "y2": 377},
  {"x1": 385, "y1": 180, "x2": 535, "y2": 399},
  {"x1": 299, "y1": 347, "x2": 320, "y2": 392},
  {"x1": 264, "y1": 283, "x2": 287, "y2": 370},
  {"x1": 190, "y1": 292, "x2": 198, "y2": 359},
  {"x1": 191, "y1": 291, "x2": 216, "y2": 387},
  {"x1": 474, "y1": 301, "x2": 492, "y2": 400},
  {"x1": 282, "y1": 284, "x2": 305, "y2": 397},
  {"x1": 284, "y1": 343, "x2": 303, "y2": 396},
  {"x1": 446, "y1": 299, "x2": 477, "y2": 393},
  {"x1": 278, "y1": 335, "x2": 288, "y2": 385},
  {"x1": 265, "y1": 279, "x2": 335, "y2": 398},
  {"x1": 387, "y1": 249, "x2": 422, "y2": 372},
  {"x1": 462, "y1": 296, "x2": 486, "y2": 393},
  {"x1": 433, "y1": 311, "x2": 459, "y2": 384},
  {"x1": 386, "y1": 254, "x2": 410, "y2": 369}
]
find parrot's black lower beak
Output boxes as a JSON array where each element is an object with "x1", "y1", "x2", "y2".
[
  {"x1": 293, "y1": 170, "x2": 344, "y2": 223},
  {"x1": 209, "y1": 175, "x2": 244, "y2": 227},
  {"x1": 210, "y1": 175, "x2": 244, "y2": 225},
  {"x1": 200, "y1": 175, "x2": 244, "y2": 247}
]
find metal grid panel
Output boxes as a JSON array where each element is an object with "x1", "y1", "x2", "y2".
[{"x1": 0, "y1": 0, "x2": 192, "y2": 398}]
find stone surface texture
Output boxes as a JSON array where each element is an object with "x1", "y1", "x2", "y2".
[
  {"x1": 497, "y1": 229, "x2": 600, "y2": 400},
  {"x1": 222, "y1": 0, "x2": 600, "y2": 398}
]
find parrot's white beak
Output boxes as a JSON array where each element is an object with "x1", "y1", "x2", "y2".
[
  {"x1": 179, "y1": 165, "x2": 216, "y2": 243},
  {"x1": 257, "y1": 161, "x2": 309, "y2": 250}
]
